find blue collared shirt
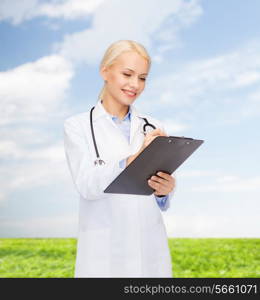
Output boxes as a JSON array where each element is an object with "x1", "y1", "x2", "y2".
[{"x1": 108, "y1": 108, "x2": 169, "y2": 211}]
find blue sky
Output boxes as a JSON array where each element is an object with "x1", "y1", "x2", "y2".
[{"x1": 0, "y1": 0, "x2": 259, "y2": 237}]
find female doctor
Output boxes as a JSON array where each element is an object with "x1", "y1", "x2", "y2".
[{"x1": 63, "y1": 40, "x2": 176, "y2": 278}]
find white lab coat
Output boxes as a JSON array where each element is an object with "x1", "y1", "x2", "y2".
[{"x1": 63, "y1": 99, "x2": 174, "y2": 277}]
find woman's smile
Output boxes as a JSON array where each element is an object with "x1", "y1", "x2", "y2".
[{"x1": 121, "y1": 89, "x2": 137, "y2": 97}]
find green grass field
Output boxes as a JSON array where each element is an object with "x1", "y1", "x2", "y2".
[{"x1": 0, "y1": 238, "x2": 259, "y2": 278}]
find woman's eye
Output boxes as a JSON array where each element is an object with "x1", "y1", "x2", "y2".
[{"x1": 123, "y1": 73, "x2": 146, "y2": 81}]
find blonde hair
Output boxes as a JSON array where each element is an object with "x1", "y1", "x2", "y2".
[{"x1": 98, "y1": 40, "x2": 151, "y2": 101}]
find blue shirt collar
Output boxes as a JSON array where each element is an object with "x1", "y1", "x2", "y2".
[
  {"x1": 101, "y1": 99, "x2": 132, "y2": 122},
  {"x1": 111, "y1": 109, "x2": 131, "y2": 122}
]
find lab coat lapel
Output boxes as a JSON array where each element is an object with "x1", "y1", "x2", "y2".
[
  {"x1": 92, "y1": 99, "x2": 130, "y2": 158},
  {"x1": 129, "y1": 105, "x2": 143, "y2": 145},
  {"x1": 92, "y1": 99, "x2": 108, "y2": 121}
]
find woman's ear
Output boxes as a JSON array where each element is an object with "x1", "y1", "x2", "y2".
[{"x1": 100, "y1": 66, "x2": 108, "y2": 82}]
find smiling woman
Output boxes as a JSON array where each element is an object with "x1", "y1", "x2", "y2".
[{"x1": 63, "y1": 39, "x2": 176, "y2": 278}]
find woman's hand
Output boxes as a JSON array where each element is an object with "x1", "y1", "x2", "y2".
[
  {"x1": 142, "y1": 128, "x2": 167, "y2": 149},
  {"x1": 148, "y1": 171, "x2": 176, "y2": 196},
  {"x1": 126, "y1": 128, "x2": 167, "y2": 166}
]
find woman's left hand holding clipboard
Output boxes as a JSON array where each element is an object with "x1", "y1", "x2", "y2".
[{"x1": 148, "y1": 171, "x2": 176, "y2": 197}]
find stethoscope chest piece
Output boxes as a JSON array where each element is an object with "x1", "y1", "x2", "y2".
[{"x1": 94, "y1": 159, "x2": 105, "y2": 166}]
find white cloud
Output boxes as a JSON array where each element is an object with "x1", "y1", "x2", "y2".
[
  {"x1": 175, "y1": 170, "x2": 260, "y2": 199},
  {"x1": 56, "y1": 0, "x2": 202, "y2": 65},
  {"x1": 0, "y1": 140, "x2": 22, "y2": 159},
  {"x1": 0, "y1": 139, "x2": 65, "y2": 162},
  {"x1": 0, "y1": 142, "x2": 72, "y2": 205},
  {"x1": 0, "y1": 193, "x2": 5, "y2": 203},
  {"x1": 0, "y1": 214, "x2": 78, "y2": 237},
  {"x1": 145, "y1": 40, "x2": 260, "y2": 122},
  {"x1": 192, "y1": 175, "x2": 260, "y2": 192},
  {"x1": 248, "y1": 89, "x2": 260, "y2": 103},
  {"x1": 0, "y1": 127, "x2": 51, "y2": 146},
  {"x1": 0, "y1": 0, "x2": 38, "y2": 25},
  {"x1": 13, "y1": 154, "x2": 67, "y2": 190},
  {"x1": 0, "y1": 54, "x2": 74, "y2": 208},
  {"x1": 0, "y1": 123, "x2": 72, "y2": 207},
  {"x1": 161, "y1": 118, "x2": 189, "y2": 134},
  {"x1": 0, "y1": 0, "x2": 105, "y2": 25},
  {"x1": 0, "y1": 54, "x2": 73, "y2": 125},
  {"x1": 233, "y1": 71, "x2": 260, "y2": 88},
  {"x1": 29, "y1": 142, "x2": 65, "y2": 163},
  {"x1": 176, "y1": 169, "x2": 219, "y2": 178},
  {"x1": 37, "y1": 0, "x2": 105, "y2": 20},
  {"x1": 172, "y1": 170, "x2": 260, "y2": 195},
  {"x1": 163, "y1": 214, "x2": 260, "y2": 237},
  {"x1": 1, "y1": 213, "x2": 259, "y2": 238},
  {"x1": 0, "y1": 0, "x2": 202, "y2": 31},
  {"x1": 216, "y1": 175, "x2": 240, "y2": 183}
]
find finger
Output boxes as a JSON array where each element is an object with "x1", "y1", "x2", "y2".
[
  {"x1": 148, "y1": 179, "x2": 170, "y2": 194},
  {"x1": 148, "y1": 179, "x2": 160, "y2": 190},
  {"x1": 147, "y1": 135, "x2": 158, "y2": 142},
  {"x1": 144, "y1": 135, "x2": 160, "y2": 147},
  {"x1": 156, "y1": 172, "x2": 173, "y2": 182},
  {"x1": 152, "y1": 179, "x2": 173, "y2": 194},
  {"x1": 154, "y1": 190, "x2": 168, "y2": 196},
  {"x1": 149, "y1": 174, "x2": 176, "y2": 192},
  {"x1": 150, "y1": 175, "x2": 170, "y2": 189},
  {"x1": 154, "y1": 185, "x2": 169, "y2": 196}
]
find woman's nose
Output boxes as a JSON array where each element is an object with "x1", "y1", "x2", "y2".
[{"x1": 128, "y1": 77, "x2": 139, "y2": 89}]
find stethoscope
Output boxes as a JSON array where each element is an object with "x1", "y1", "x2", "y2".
[{"x1": 90, "y1": 106, "x2": 156, "y2": 166}]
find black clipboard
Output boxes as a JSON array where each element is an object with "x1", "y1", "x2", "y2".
[{"x1": 104, "y1": 136, "x2": 204, "y2": 195}]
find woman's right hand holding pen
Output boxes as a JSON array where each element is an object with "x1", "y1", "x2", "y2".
[
  {"x1": 142, "y1": 128, "x2": 167, "y2": 148},
  {"x1": 126, "y1": 128, "x2": 167, "y2": 166}
]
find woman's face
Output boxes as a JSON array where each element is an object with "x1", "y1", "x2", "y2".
[{"x1": 100, "y1": 51, "x2": 149, "y2": 106}]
